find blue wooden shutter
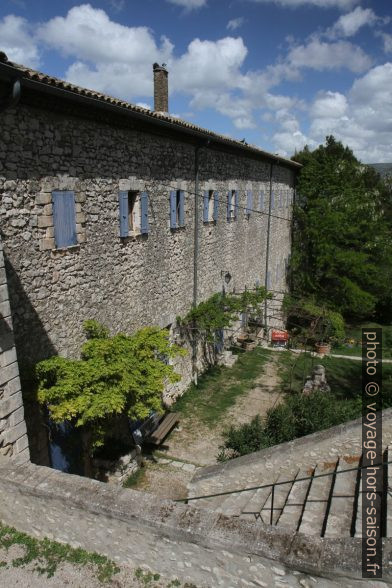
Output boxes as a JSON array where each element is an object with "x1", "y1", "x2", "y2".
[
  {"x1": 52, "y1": 191, "x2": 77, "y2": 248},
  {"x1": 234, "y1": 190, "x2": 239, "y2": 219},
  {"x1": 246, "y1": 190, "x2": 253, "y2": 215},
  {"x1": 179, "y1": 190, "x2": 185, "y2": 227},
  {"x1": 279, "y1": 191, "x2": 283, "y2": 208},
  {"x1": 118, "y1": 191, "x2": 129, "y2": 237},
  {"x1": 203, "y1": 191, "x2": 209, "y2": 222},
  {"x1": 213, "y1": 191, "x2": 219, "y2": 222},
  {"x1": 140, "y1": 192, "x2": 149, "y2": 234},
  {"x1": 259, "y1": 191, "x2": 264, "y2": 211},
  {"x1": 270, "y1": 191, "x2": 275, "y2": 210},
  {"x1": 170, "y1": 191, "x2": 177, "y2": 229},
  {"x1": 227, "y1": 191, "x2": 232, "y2": 220}
]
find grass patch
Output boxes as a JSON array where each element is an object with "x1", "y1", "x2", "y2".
[
  {"x1": 332, "y1": 322, "x2": 392, "y2": 358},
  {"x1": 279, "y1": 351, "x2": 392, "y2": 404},
  {"x1": 122, "y1": 465, "x2": 147, "y2": 489},
  {"x1": 220, "y1": 350, "x2": 392, "y2": 459},
  {"x1": 0, "y1": 522, "x2": 119, "y2": 582},
  {"x1": 172, "y1": 347, "x2": 271, "y2": 426}
]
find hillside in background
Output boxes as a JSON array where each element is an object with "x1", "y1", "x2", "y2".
[{"x1": 367, "y1": 163, "x2": 392, "y2": 177}]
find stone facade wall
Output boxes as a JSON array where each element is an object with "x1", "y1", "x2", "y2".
[
  {"x1": 0, "y1": 97, "x2": 295, "y2": 459},
  {"x1": 0, "y1": 236, "x2": 29, "y2": 462}
]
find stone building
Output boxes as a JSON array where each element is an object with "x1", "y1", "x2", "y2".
[{"x1": 0, "y1": 53, "x2": 299, "y2": 464}]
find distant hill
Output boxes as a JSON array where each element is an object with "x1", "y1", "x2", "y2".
[{"x1": 367, "y1": 163, "x2": 392, "y2": 178}]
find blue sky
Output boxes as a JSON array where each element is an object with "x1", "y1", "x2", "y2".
[{"x1": 1, "y1": 0, "x2": 391, "y2": 162}]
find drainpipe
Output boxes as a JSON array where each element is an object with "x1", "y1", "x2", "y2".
[
  {"x1": 192, "y1": 144, "x2": 201, "y2": 386},
  {"x1": 0, "y1": 78, "x2": 21, "y2": 113},
  {"x1": 191, "y1": 140, "x2": 210, "y2": 385},
  {"x1": 264, "y1": 162, "x2": 274, "y2": 341}
]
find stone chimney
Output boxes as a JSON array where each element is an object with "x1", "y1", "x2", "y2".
[{"x1": 153, "y1": 63, "x2": 168, "y2": 114}]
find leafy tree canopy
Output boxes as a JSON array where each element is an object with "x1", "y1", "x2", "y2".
[
  {"x1": 36, "y1": 321, "x2": 186, "y2": 450},
  {"x1": 291, "y1": 136, "x2": 392, "y2": 321}
]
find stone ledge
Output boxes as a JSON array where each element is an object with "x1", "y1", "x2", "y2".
[
  {"x1": 0, "y1": 458, "x2": 389, "y2": 582},
  {"x1": 193, "y1": 409, "x2": 392, "y2": 483}
]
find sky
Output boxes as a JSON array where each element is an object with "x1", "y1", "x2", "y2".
[{"x1": 0, "y1": 0, "x2": 391, "y2": 162}]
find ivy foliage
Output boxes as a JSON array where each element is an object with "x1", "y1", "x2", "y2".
[
  {"x1": 177, "y1": 287, "x2": 272, "y2": 341},
  {"x1": 36, "y1": 321, "x2": 186, "y2": 447}
]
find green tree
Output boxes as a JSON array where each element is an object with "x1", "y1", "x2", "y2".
[
  {"x1": 291, "y1": 136, "x2": 392, "y2": 321},
  {"x1": 36, "y1": 321, "x2": 186, "y2": 476}
]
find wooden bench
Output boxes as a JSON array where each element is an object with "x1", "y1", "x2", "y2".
[{"x1": 146, "y1": 412, "x2": 180, "y2": 446}]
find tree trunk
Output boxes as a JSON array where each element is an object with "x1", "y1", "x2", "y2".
[{"x1": 81, "y1": 429, "x2": 94, "y2": 478}]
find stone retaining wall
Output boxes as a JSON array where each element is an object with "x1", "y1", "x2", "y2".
[
  {"x1": 0, "y1": 236, "x2": 29, "y2": 462},
  {"x1": 0, "y1": 457, "x2": 388, "y2": 586}
]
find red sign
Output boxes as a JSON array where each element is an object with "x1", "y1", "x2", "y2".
[{"x1": 271, "y1": 329, "x2": 289, "y2": 341}]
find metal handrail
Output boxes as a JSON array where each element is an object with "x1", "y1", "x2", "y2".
[{"x1": 176, "y1": 459, "x2": 391, "y2": 505}]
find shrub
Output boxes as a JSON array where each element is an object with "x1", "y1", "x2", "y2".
[{"x1": 219, "y1": 391, "x2": 360, "y2": 459}]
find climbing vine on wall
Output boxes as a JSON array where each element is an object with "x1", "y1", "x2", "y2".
[{"x1": 177, "y1": 287, "x2": 272, "y2": 342}]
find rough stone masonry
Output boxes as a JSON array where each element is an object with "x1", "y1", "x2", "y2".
[
  {"x1": 0, "y1": 235, "x2": 29, "y2": 463},
  {"x1": 0, "y1": 56, "x2": 299, "y2": 462}
]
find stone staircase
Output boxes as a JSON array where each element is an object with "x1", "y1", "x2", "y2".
[{"x1": 188, "y1": 446, "x2": 392, "y2": 538}]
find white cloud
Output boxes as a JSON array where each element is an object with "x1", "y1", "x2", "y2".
[
  {"x1": 135, "y1": 102, "x2": 151, "y2": 110},
  {"x1": 107, "y1": 0, "x2": 125, "y2": 12},
  {"x1": 308, "y1": 63, "x2": 392, "y2": 162},
  {"x1": 172, "y1": 37, "x2": 248, "y2": 93},
  {"x1": 227, "y1": 17, "x2": 245, "y2": 31},
  {"x1": 38, "y1": 4, "x2": 173, "y2": 97},
  {"x1": 377, "y1": 32, "x2": 392, "y2": 54},
  {"x1": 310, "y1": 91, "x2": 348, "y2": 119},
  {"x1": 0, "y1": 14, "x2": 40, "y2": 67},
  {"x1": 326, "y1": 7, "x2": 379, "y2": 39},
  {"x1": 248, "y1": 0, "x2": 359, "y2": 10},
  {"x1": 166, "y1": 0, "x2": 207, "y2": 9},
  {"x1": 288, "y1": 38, "x2": 372, "y2": 73}
]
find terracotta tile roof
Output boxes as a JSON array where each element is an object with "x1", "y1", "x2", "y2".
[{"x1": 0, "y1": 53, "x2": 301, "y2": 169}]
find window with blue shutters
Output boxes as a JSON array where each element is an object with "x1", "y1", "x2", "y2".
[
  {"x1": 227, "y1": 190, "x2": 235, "y2": 220},
  {"x1": 203, "y1": 190, "x2": 218, "y2": 223},
  {"x1": 52, "y1": 191, "x2": 77, "y2": 249},
  {"x1": 259, "y1": 191, "x2": 264, "y2": 211},
  {"x1": 246, "y1": 190, "x2": 253, "y2": 216},
  {"x1": 270, "y1": 191, "x2": 275, "y2": 211},
  {"x1": 234, "y1": 190, "x2": 239, "y2": 219},
  {"x1": 119, "y1": 190, "x2": 149, "y2": 237},
  {"x1": 170, "y1": 190, "x2": 185, "y2": 229},
  {"x1": 213, "y1": 191, "x2": 219, "y2": 222}
]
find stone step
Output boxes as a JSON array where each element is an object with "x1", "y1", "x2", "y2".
[
  {"x1": 240, "y1": 481, "x2": 278, "y2": 521},
  {"x1": 354, "y1": 475, "x2": 363, "y2": 538},
  {"x1": 217, "y1": 488, "x2": 256, "y2": 517},
  {"x1": 277, "y1": 466, "x2": 314, "y2": 531},
  {"x1": 387, "y1": 445, "x2": 392, "y2": 538},
  {"x1": 323, "y1": 455, "x2": 360, "y2": 537},
  {"x1": 260, "y1": 470, "x2": 298, "y2": 525},
  {"x1": 298, "y1": 459, "x2": 338, "y2": 536}
]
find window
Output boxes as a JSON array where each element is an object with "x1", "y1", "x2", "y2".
[
  {"x1": 52, "y1": 191, "x2": 77, "y2": 249},
  {"x1": 203, "y1": 190, "x2": 218, "y2": 223},
  {"x1": 227, "y1": 190, "x2": 238, "y2": 220},
  {"x1": 270, "y1": 191, "x2": 275, "y2": 211},
  {"x1": 259, "y1": 191, "x2": 265, "y2": 211},
  {"x1": 170, "y1": 190, "x2": 185, "y2": 229},
  {"x1": 246, "y1": 190, "x2": 253, "y2": 216},
  {"x1": 119, "y1": 191, "x2": 149, "y2": 237}
]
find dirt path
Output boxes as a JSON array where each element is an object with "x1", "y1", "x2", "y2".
[
  {"x1": 162, "y1": 353, "x2": 283, "y2": 467},
  {"x1": 131, "y1": 354, "x2": 284, "y2": 501}
]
